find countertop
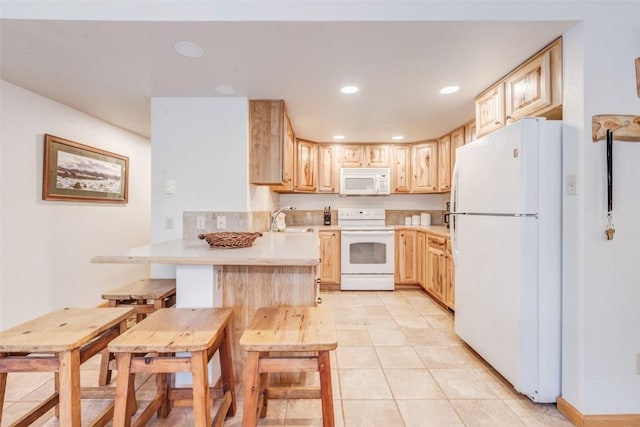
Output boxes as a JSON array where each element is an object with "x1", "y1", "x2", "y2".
[{"x1": 91, "y1": 232, "x2": 320, "y2": 266}]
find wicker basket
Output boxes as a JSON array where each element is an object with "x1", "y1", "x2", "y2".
[{"x1": 197, "y1": 232, "x2": 263, "y2": 249}]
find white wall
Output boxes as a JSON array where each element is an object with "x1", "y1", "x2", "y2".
[{"x1": 0, "y1": 80, "x2": 151, "y2": 329}]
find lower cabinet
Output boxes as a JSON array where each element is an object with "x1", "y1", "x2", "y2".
[
  {"x1": 416, "y1": 231, "x2": 427, "y2": 290},
  {"x1": 318, "y1": 230, "x2": 340, "y2": 285},
  {"x1": 445, "y1": 238, "x2": 455, "y2": 309},
  {"x1": 427, "y1": 235, "x2": 446, "y2": 302},
  {"x1": 395, "y1": 229, "x2": 417, "y2": 284}
]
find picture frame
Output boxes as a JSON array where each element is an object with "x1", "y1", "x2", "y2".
[{"x1": 43, "y1": 134, "x2": 129, "y2": 203}]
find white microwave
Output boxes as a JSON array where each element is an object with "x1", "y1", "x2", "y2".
[{"x1": 339, "y1": 168, "x2": 391, "y2": 196}]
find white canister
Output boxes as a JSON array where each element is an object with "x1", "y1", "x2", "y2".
[
  {"x1": 405, "y1": 216, "x2": 412, "y2": 225},
  {"x1": 420, "y1": 212, "x2": 431, "y2": 226},
  {"x1": 412, "y1": 215, "x2": 420, "y2": 226}
]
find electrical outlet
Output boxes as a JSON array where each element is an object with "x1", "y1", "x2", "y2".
[
  {"x1": 216, "y1": 215, "x2": 226, "y2": 229},
  {"x1": 196, "y1": 216, "x2": 206, "y2": 229},
  {"x1": 165, "y1": 216, "x2": 174, "y2": 230},
  {"x1": 306, "y1": 212, "x2": 312, "y2": 221},
  {"x1": 164, "y1": 179, "x2": 176, "y2": 195}
]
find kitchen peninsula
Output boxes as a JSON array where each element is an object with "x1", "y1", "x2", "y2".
[{"x1": 92, "y1": 231, "x2": 320, "y2": 385}]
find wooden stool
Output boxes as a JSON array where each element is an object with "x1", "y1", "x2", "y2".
[
  {"x1": 108, "y1": 308, "x2": 236, "y2": 427},
  {"x1": 239, "y1": 307, "x2": 337, "y2": 427},
  {"x1": 99, "y1": 278, "x2": 176, "y2": 386},
  {"x1": 0, "y1": 307, "x2": 134, "y2": 427}
]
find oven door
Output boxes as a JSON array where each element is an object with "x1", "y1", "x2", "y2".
[{"x1": 340, "y1": 230, "x2": 394, "y2": 275}]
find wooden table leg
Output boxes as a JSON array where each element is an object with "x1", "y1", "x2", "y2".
[
  {"x1": 318, "y1": 351, "x2": 335, "y2": 427},
  {"x1": 191, "y1": 350, "x2": 211, "y2": 427},
  {"x1": 242, "y1": 351, "x2": 261, "y2": 427},
  {"x1": 113, "y1": 353, "x2": 134, "y2": 427},
  {"x1": 57, "y1": 349, "x2": 81, "y2": 426}
]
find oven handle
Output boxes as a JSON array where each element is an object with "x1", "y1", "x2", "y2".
[{"x1": 341, "y1": 230, "x2": 395, "y2": 238}]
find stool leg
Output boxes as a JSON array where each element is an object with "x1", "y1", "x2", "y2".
[
  {"x1": 219, "y1": 324, "x2": 237, "y2": 417},
  {"x1": 242, "y1": 351, "x2": 261, "y2": 427},
  {"x1": 113, "y1": 353, "x2": 134, "y2": 427},
  {"x1": 0, "y1": 354, "x2": 6, "y2": 426},
  {"x1": 318, "y1": 351, "x2": 335, "y2": 427},
  {"x1": 98, "y1": 348, "x2": 113, "y2": 386},
  {"x1": 191, "y1": 350, "x2": 211, "y2": 427}
]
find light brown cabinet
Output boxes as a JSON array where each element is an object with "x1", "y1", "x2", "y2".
[
  {"x1": 341, "y1": 144, "x2": 389, "y2": 167},
  {"x1": 475, "y1": 37, "x2": 562, "y2": 138},
  {"x1": 249, "y1": 100, "x2": 294, "y2": 185},
  {"x1": 464, "y1": 119, "x2": 477, "y2": 144},
  {"x1": 438, "y1": 134, "x2": 451, "y2": 192},
  {"x1": 427, "y1": 235, "x2": 446, "y2": 302},
  {"x1": 476, "y1": 83, "x2": 506, "y2": 138},
  {"x1": 391, "y1": 144, "x2": 412, "y2": 193},
  {"x1": 505, "y1": 38, "x2": 562, "y2": 123},
  {"x1": 395, "y1": 229, "x2": 417, "y2": 284},
  {"x1": 450, "y1": 126, "x2": 465, "y2": 176},
  {"x1": 294, "y1": 139, "x2": 317, "y2": 192},
  {"x1": 319, "y1": 230, "x2": 340, "y2": 285},
  {"x1": 416, "y1": 231, "x2": 427, "y2": 290},
  {"x1": 444, "y1": 238, "x2": 455, "y2": 309},
  {"x1": 412, "y1": 141, "x2": 438, "y2": 192},
  {"x1": 317, "y1": 144, "x2": 338, "y2": 193}
]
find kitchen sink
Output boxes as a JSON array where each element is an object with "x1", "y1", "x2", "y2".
[{"x1": 282, "y1": 227, "x2": 315, "y2": 233}]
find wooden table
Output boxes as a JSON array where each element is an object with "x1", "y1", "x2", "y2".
[{"x1": 0, "y1": 307, "x2": 134, "y2": 426}]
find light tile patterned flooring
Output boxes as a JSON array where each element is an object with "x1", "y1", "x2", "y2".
[{"x1": 1, "y1": 290, "x2": 572, "y2": 426}]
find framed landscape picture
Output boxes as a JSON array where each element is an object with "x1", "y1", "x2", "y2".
[{"x1": 43, "y1": 134, "x2": 129, "y2": 203}]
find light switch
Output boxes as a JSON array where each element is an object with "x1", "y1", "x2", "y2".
[
  {"x1": 165, "y1": 216, "x2": 174, "y2": 229},
  {"x1": 216, "y1": 215, "x2": 226, "y2": 229},
  {"x1": 165, "y1": 179, "x2": 176, "y2": 194},
  {"x1": 566, "y1": 174, "x2": 577, "y2": 195}
]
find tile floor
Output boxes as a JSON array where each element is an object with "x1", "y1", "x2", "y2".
[{"x1": 1, "y1": 289, "x2": 572, "y2": 426}]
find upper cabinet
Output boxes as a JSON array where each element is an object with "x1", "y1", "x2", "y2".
[
  {"x1": 450, "y1": 126, "x2": 465, "y2": 176},
  {"x1": 464, "y1": 119, "x2": 477, "y2": 144},
  {"x1": 412, "y1": 141, "x2": 438, "y2": 192},
  {"x1": 437, "y1": 134, "x2": 451, "y2": 192},
  {"x1": 340, "y1": 144, "x2": 389, "y2": 167},
  {"x1": 391, "y1": 144, "x2": 412, "y2": 193},
  {"x1": 317, "y1": 144, "x2": 338, "y2": 193},
  {"x1": 475, "y1": 37, "x2": 562, "y2": 138},
  {"x1": 249, "y1": 100, "x2": 293, "y2": 185},
  {"x1": 294, "y1": 139, "x2": 317, "y2": 192}
]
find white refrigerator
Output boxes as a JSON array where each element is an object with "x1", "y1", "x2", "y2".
[{"x1": 450, "y1": 118, "x2": 562, "y2": 403}]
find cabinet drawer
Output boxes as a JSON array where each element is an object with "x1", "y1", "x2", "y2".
[{"x1": 427, "y1": 236, "x2": 446, "y2": 250}]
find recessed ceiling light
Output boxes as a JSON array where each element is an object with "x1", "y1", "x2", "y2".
[
  {"x1": 340, "y1": 85, "x2": 359, "y2": 94},
  {"x1": 174, "y1": 41, "x2": 204, "y2": 58},
  {"x1": 214, "y1": 84, "x2": 236, "y2": 95},
  {"x1": 333, "y1": 135, "x2": 345, "y2": 140},
  {"x1": 439, "y1": 85, "x2": 460, "y2": 95},
  {"x1": 392, "y1": 135, "x2": 404, "y2": 141}
]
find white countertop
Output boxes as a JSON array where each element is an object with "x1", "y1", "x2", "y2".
[{"x1": 92, "y1": 232, "x2": 320, "y2": 266}]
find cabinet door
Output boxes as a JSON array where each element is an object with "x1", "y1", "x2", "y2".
[
  {"x1": 271, "y1": 113, "x2": 295, "y2": 192},
  {"x1": 464, "y1": 119, "x2": 477, "y2": 144},
  {"x1": 505, "y1": 49, "x2": 551, "y2": 123},
  {"x1": 450, "y1": 126, "x2": 465, "y2": 176},
  {"x1": 445, "y1": 238, "x2": 455, "y2": 309},
  {"x1": 412, "y1": 141, "x2": 438, "y2": 192},
  {"x1": 395, "y1": 230, "x2": 417, "y2": 284},
  {"x1": 249, "y1": 100, "x2": 286, "y2": 184},
  {"x1": 294, "y1": 139, "x2": 317, "y2": 192},
  {"x1": 391, "y1": 145, "x2": 412, "y2": 193},
  {"x1": 416, "y1": 231, "x2": 427, "y2": 290},
  {"x1": 366, "y1": 145, "x2": 389, "y2": 167},
  {"x1": 475, "y1": 83, "x2": 505, "y2": 138},
  {"x1": 438, "y1": 134, "x2": 451, "y2": 192},
  {"x1": 319, "y1": 231, "x2": 340, "y2": 284},
  {"x1": 317, "y1": 144, "x2": 337, "y2": 193},
  {"x1": 427, "y1": 236, "x2": 446, "y2": 301},
  {"x1": 341, "y1": 145, "x2": 363, "y2": 167}
]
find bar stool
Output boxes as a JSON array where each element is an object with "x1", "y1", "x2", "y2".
[
  {"x1": 108, "y1": 307, "x2": 236, "y2": 427},
  {"x1": 0, "y1": 307, "x2": 134, "y2": 426},
  {"x1": 239, "y1": 307, "x2": 337, "y2": 427},
  {"x1": 99, "y1": 278, "x2": 176, "y2": 385}
]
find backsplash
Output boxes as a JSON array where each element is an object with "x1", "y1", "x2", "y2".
[
  {"x1": 184, "y1": 208, "x2": 445, "y2": 239},
  {"x1": 183, "y1": 211, "x2": 270, "y2": 240}
]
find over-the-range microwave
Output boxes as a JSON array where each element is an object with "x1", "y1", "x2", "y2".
[{"x1": 339, "y1": 167, "x2": 391, "y2": 196}]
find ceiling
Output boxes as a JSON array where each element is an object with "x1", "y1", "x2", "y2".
[{"x1": 0, "y1": 19, "x2": 574, "y2": 142}]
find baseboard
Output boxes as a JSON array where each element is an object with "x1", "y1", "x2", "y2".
[{"x1": 557, "y1": 397, "x2": 640, "y2": 427}]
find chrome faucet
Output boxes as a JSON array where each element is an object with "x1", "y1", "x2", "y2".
[{"x1": 270, "y1": 206, "x2": 295, "y2": 231}]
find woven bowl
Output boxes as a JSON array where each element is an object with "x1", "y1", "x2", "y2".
[{"x1": 197, "y1": 232, "x2": 262, "y2": 249}]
